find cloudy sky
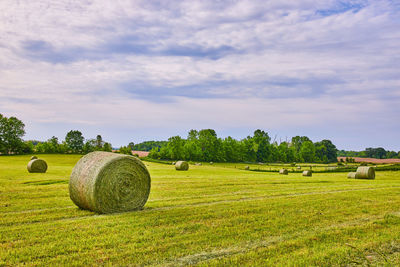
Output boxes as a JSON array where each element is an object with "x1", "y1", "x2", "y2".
[{"x1": 0, "y1": 0, "x2": 399, "y2": 150}]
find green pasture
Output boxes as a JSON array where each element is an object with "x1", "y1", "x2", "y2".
[{"x1": 1, "y1": 155, "x2": 400, "y2": 266}]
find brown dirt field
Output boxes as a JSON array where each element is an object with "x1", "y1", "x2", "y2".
[{"x1": 337, "y1": 156, "x2": 400, "y2": 164}]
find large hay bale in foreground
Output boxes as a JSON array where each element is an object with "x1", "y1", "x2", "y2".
[
  {"x1": 279, "y1": 169, "x2": 288, "y2": 175},
  {"x1": 175, "y1": 161, "x2": 189, "y2": 171},
  {"x1": 355, "y1": 166, "x2": 375, "y2": 179},
  {"x1": 69, "y1": 151, "x2": 151, "y2": 214},
  {"x1": 27, "y1": 158, "x2": 47, "y2": 173},
  {"x1": 347, "y1": 172, "x2": 356, "y2": 179},
  {"x1": 302, "y1": 170, "x2": 312, "y2": 177}
]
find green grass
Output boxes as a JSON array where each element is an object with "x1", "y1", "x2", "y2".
[{"x1": 1, "y1": 154, "x2": 400, "y2": 266}]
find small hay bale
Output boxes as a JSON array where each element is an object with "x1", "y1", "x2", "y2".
[
  {"x1": 245, "y1": 165, "x2": 250, "y2": 170},
  {"x1": 279, "y1": 169, "x2": 288, "y2": 175},
  {"x1": 172, "y1": 162, "x2": 176, "y2": 165},
  {"x1": 347, "y1": 172, "x2": 356, "y2": 179},
  {"x1": 69, "y1": 151, "x2": 151, "y2": 214},
  {"x1": 27, "y1": 158, "x2": 48, "y2": 173},
  {"x1": 175, "y1": 161, "x2": 189, "y2": 171},
  {"x1": 210, "y1": 162, "x2": 213, "y2": 165},
  {"x1": 30, "y1": 156, "x2": 38, "y2": 160},
  {"x1": 297, "y1": 166, "x2": 301, "y2": 170},
  {"x1": 302, "y1": 170, "x2": 312, "y2": 177},
  {"x1": 355, "y1": 166, "x2": 375, "y2": 179},
  {"x1": 195, "y1": 163, "x2": 202, "y2": 166}
]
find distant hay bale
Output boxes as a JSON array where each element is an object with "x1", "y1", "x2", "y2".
[
  {"x1": 195, "y1": 163, "x2": 202, "y2": 166},
  {"x1": 302, "y1": 170, "x2": 312, "y2": 177},
  {"x1": 245, "y1": 166, "x2": 250, "y2": 170},
  {"x1": 355, "y1": 166, "x2": 375, "y2": 179},
  {"x1": 347, "y1": 172, "x2": 356, "y2": 179},
  {"x1": 279, "y1": 169, "x2": 288, "y2": 175},
  {"x1": 210, "y1": 162, "x2": 213, "y2": 165},
  {"x1": 30, "y1": 156, "x2": 38, "y2": 160},
  {"x1": 27, "y1": 158, "x2": 47, "y2": 173},
  {"x1": 175, "y1": 161, "x2": 189, "y2": 171},
  {"x1": 172, "y1": 162, "x2": 176, "y2": 165},
  {"x1": 297, "y1": 166, "x2": 301, "y2": 170},
  {"x1": 69, "y1": 151, "x2": 151, "y2": 214}
]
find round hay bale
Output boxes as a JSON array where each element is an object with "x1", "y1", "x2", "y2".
[
  {"x1": 175, "y1": 161, "x2": 189, "y2": 171},
  {"x1": 347, "y1": 172, "x2": 356, "y2": 179},
  {"x1": 297, "y1": 166, "x2": 301, "y2": 170},
  {"x1": 172, "y1": 162, "x2": 176, "y2": 165},
  {"x1": 69, "y1": 151, "x2": 151, "y2": 214},
  {"x1": 355, "y1": 166, "x2": 375, "y2": 179},
  {"x1": 30, "y1": 156, "x2": 38, "y2": 160},
  {"x1": 27, "y1": 159, "x2": 47, "y2": 173},
  {"x1": 245, "y1": 165, "x2": 250, "y2": 170},
  {"x1": 302, "y1": 170, "x2": 312, "y2": 177},
  {"x1": 279, "y1": 169, "x2": 288, "y2": 175},
  {"x1": 195, "y1": 163, "x2": 202, "y2": 166},
  {"x1": 209, "y1": 162, "x2": 213, "y2": 165}
]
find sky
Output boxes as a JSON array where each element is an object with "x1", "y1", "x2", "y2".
[{"x1": 0, "y1": 0, "x2": 399, "y2": 151}]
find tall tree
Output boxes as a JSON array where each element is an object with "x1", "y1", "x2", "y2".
[
  {"x1": 65, "y1": 130, "x2": 84, "y2": 153},
  {"x1": 0, "y1": 114, "x2": 26, "y2": 154},
  {"x1": 300, "y1": 141, "x2": 316, "y2": 162}
]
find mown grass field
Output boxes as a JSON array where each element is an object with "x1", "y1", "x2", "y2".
[{"x1": 1, "y1": 154, "x2": 400, "y2": 266}]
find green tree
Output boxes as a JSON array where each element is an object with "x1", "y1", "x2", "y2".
[
  {"x1": 128, "y1": 142, "x2": 135, "y2": 151},
  {"x1": 103, "y1": 142, "x2": 112, "y2": 152},
  {"x1": 183, "y1": 130, "x2": 201, "y2": 161},
  {"x1": 300, "y1": 141, "x2": 316, "y2": 163},
  {"x1": 252, "y1": 129, "x2": 271, "y2": 162},
  {"x1": 96, "y1": 135, "x2": 104, "y2": 149},
  {"x1": 65, "y1": 130, "x2": 84, "y2": 153},
  {"x1": 198, "y1": 129, "x2": 222, "y2": 162},
  {"x1": 0, "y1": 114, "x2": 26, "y2": 154},
  {"x1": 167, "y1": 136, "x2": 185, "y2": 160}
]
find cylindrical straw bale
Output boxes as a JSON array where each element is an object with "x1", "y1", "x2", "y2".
[
  {"x1": 355, "y1": 166, "x2": 375, "y2": 179},
  {"x1": 347, "y1": 172, "x2": 356, "y2": 179},
  {"x1": 69, "y1": 151, "x2": 151, "y2": 214},
  {"x1": 210, "y1": 162, "x2": 213, "y2": 165},
  {"x1": 245, "y1": 165, "x2": 250, "y2": 170},
  {"x1": 279, "y1": 169, "x2": 288, "y2": 175},
  {"x1": 27, "y1": 159, "x2": 47, "y2": 173},
  {"x1": 175, "y1": 161, "x2": 189, "y2": 171},
  {"x1": 302, "y1": 170, "x2": 312, "y2": 177}
]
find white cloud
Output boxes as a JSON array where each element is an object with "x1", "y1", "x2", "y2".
[{"x1": 0, "y1": 0, "x2": 399, "y2": 149}]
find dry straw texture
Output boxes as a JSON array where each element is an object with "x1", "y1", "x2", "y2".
[
  {"x1": 355, "y1": 166, "x2": 375, "y2": 179},
  {"x1": 279, "y1": 169, "x2": 288, "y2": 175},
  {"x1": 69, "y1": 151, "x2": 151, "y2": 214},
  {"x1": 27, "y1": 158, "x2": 47, "y2": 173},
  {"x1": 347, "y1": 172, "x2": 357, "y2": 179},
  {"x1": 302, "y1": 170, "x2": 312, "y2": 177},
  {"x1": 175, "y1": 161, "x2": 189, "y2": 171}
]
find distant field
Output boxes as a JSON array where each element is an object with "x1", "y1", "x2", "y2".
[{"x1": 1, "y1": 155, "x2": 400, "y2": 266}]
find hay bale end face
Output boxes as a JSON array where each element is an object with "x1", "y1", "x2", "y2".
[
  {"x1": 355, "y1": 166, "x2": 375, "y2": 179},
  {"x1": 347, "y1": 172, "x2": 356, "y2": 179},
  {"x1": 27, "y1": 158, "x2": 47, "y2": 173},
  {"x1": 69, "y1": 151, "x2": 151, "y2": 214},
  {"x1": 175, "y1": 161, "x2": 189, "y2": 171},
  {"x1": 279, "y1": 169, "x2": 288, "y2": 175},
  {"x1": 302, "y1": 170, "x2": 312, "y2": 177}
]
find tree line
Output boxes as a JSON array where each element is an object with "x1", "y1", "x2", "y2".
[
  {"x1": 148, "y1": 129, "x2": 339, "y2": 163},
  {"x1": 338, "y1": 147, "x2": 400, "y2": 159},
  {"x1": 0, "y1": 114, "x2": 112, "y2": 154}
]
